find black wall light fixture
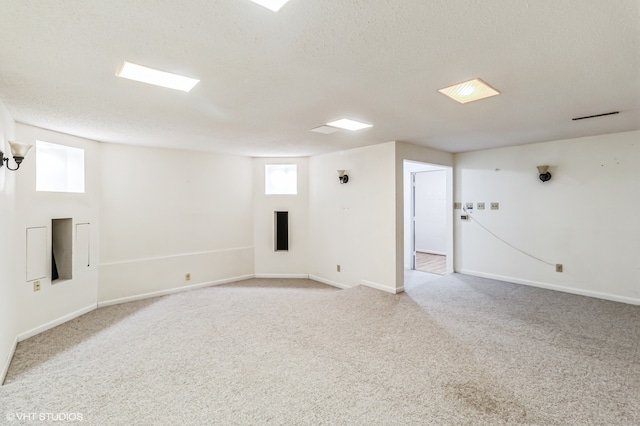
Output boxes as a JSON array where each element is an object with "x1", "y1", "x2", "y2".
[
  {"x1": 337, "y1": 170, "x2": 349, "y2": 184},
  {"x1": 1, "y1": 141, "x2": 32, "y2": 171},
  {"x1": 537, "y1": 165, "x2": 552, "y2": 182}
]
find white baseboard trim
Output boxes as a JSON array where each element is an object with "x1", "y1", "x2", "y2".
[
  {"x1": 254, "y1": 274, "x2": 310, "y2": 279},
  {"x1": 18, "y1": 303, "x2": 98, "y2": 342},
  {"x1": 97, "y1": 274, "x2": 255, "y2": 308},
  {"x1": 1, "y1": 336, "x2": 18, "y2": 386},
  {"x1": 308, "y1": 275, "x2": 352, "y2": 290},
  {"x1": 457, "y1": 269, "x2": 640, "y2": 306},
  {"x1": 360, "y1": 280, "x2": 402, "y2": 294}
]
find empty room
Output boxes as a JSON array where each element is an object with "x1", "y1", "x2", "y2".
[{"x1": 0, "y1": 1, "x2": 638, "y2": 424}]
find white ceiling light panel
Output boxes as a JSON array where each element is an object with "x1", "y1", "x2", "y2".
[
  {"x1": 249, "y1": 0, "x2": 291, "y2": 12},
  {"x1": 116, "y1": 61, "x2": 200, "y2": 92},
  {"x1": 438, "y1": 78, "x2": 500, "y2": 104},
  {"x1": 310, "y1": 126, "x2": 340, "y2": 134},
  {"x1": 326, "y1": 118, "x2": 373, "y2": 131}
]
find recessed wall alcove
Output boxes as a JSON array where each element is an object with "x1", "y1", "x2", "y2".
[{"x1": 52, "y1": 218, "x2": 73, "y2": 282}]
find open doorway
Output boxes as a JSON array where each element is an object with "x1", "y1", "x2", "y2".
[
  {"x1": 413, "y1": 170, "x2": 447, "y2": 274},
  {"x1": 403, "y1": 160, "x2": 453, "y2": 280}
]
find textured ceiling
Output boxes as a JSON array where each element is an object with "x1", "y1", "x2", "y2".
[{"x1": 0, "y1": 0, "x2": 638, "y2": 156}]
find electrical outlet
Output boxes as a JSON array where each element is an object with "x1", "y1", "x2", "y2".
[
  {"x1": 454, "y1": 202, "x2": 462, "y2": 210},
  {"x1": 556, "y1": 264, "x2": 563, "y2": 273},
  {"x1": 185, "y1": 273, "x2": 191, "y2": 281},
  {"x1": 477, "y1": 202, "x2": 485, "y2": 210},
  {"x1": 491, "y1": 202, "x2": 499, "y2": 210},
  {"x1": 465, "y1": 202, "x2": 474, "y2": 210},
  {"x1": 337, "y1": 265, "x2": 341, "y2": 272},
  {"x1": 33, "y1": 281, "x2": 41, "y2": 292}
]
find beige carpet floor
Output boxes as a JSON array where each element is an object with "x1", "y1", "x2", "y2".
[{"x1": 1, "y1": 274, "x2": 639, "y2": 425}]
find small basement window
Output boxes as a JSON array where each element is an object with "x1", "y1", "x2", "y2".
[
  {"x1": 265, "y1": 164, "x2": 297, "y2": 195},
  {"x1": 36, "y1": 141, "x2": 85, "y2": 193}
]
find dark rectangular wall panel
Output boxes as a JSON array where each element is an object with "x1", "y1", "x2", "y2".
[
  {"x1": 52, "y1": 218, "x2": 73, "y2": 281},
  {"x1": 274, "y1": 211, "x2": 289, "y2": 251}
]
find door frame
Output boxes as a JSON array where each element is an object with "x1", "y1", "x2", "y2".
[{"x1": 403, "y1": 160, "x2": 453, "y2": 276}]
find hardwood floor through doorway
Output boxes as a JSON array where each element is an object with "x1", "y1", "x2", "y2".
[{"x1": 416, "y1": 252, "x2": 446, "y2": 275}]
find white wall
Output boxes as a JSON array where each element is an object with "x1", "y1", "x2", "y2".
[
  {"x1": 253, "y1": 158, "x2": 309, "y2": 278},
  {"x1": 3, "y1": 120, "x2": 635, "y2": 389},
  {"x1": 12, "y1": 123, "x2": 101, "y2": 339},
  {"x1": 98, "y1": 143, "x2": 254, "y2": 303},
  {"x1": 454, "y1": 130, "x2": 640, "y2": 304},
  {"x1": 309, "y1": 142, "x2": 398, "y2": 292},
  {"x1": 0, "y1": 101, "x2": 17, "y2": 383},
  {"x1": 414, "y1": 170, "x2": 447, "y2": 255},
  {"x1": 396, "y1": 142, "x2": 454, "y2": 286}
]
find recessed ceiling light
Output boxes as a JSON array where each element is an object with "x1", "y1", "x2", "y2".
[
  {"x1": 116, "y1": 61, "x2": 200, "y2": 92},
  {"x1": 249, "y1": 0, "x2": 291, "y2": 12},
  {"x1": 310, "y1": 125, "x2": 339, "y2": 134},
  {"x1": 326, "y1": 118, "x2": 373, "y2": 131},
  {"x1": 438, "y1": 78, "x2": 500, "y2": 104}
]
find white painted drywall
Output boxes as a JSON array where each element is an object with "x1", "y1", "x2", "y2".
[
  {"x1": 396, "y1": 142, "x2": 454, "y2": 286},
  {"x1": 414, "y1": 170, "x2": 447, "y2": 255},
  {"x1": 26, "y1": 227, "x2": 47, "y2": 281},
  {"x1": 0, "y1": 101, "x2": 17, "y2": 383},
  {"x1": 12, "y1": 123, "x2": 100, "y2": 339},
  {"x1": 454, "y1": 130, "x2": 640, "y2": 304},
  {"x1": 98, "y1": 143, "x2": 254, "y2": 302},
  {"x1": 309, "y1": 142, "x2": 397, "y2": 292},
  {"x1": 253, "y1": 158, "x2": 309, "y2": 277}
]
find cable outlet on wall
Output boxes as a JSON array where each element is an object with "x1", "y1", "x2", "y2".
[
  {"x1": 185, "y1": 273, "x2": 191, "y2": 281},
  {"x1": 477, "y1": 202, "x2": 485, "y2": 210},
  {"x1": 555, "y1": 264, "x2": 563, "y2": 273},
  {"x1": 33, "y1": 280, "x2": 41, "y2": 292},
  {"x1": 491, "y1": 202, "x2": 500, "y2": 210},
  {"x1": 337, "y1": 265, "x2": 341, "y2": 272},
  {"x1": 454, "y1": 202, "x2": 462, "y2": 210}
]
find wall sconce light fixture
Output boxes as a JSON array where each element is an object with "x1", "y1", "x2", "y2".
[
  {"x1": 537, "y1": 165, "x2": 552, "y2": 182},
  {"x1": 1, "y1": 141, "x2": 33, "y2": 171},
  {"x1": 337, "y1": 170, "x2": 349, "y2": 184}
]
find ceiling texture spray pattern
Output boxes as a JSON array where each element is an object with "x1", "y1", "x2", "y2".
[{"x1": 0, "y1": 0, "x2": 638, "y2": 156}]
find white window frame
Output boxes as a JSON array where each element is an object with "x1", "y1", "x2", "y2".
[
  {"x1": 265, "y1": 164, "x2": 297, "y2": 195},
  {"x1": 36, "y1": 141, "x2": 85, "y2": 193}
]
